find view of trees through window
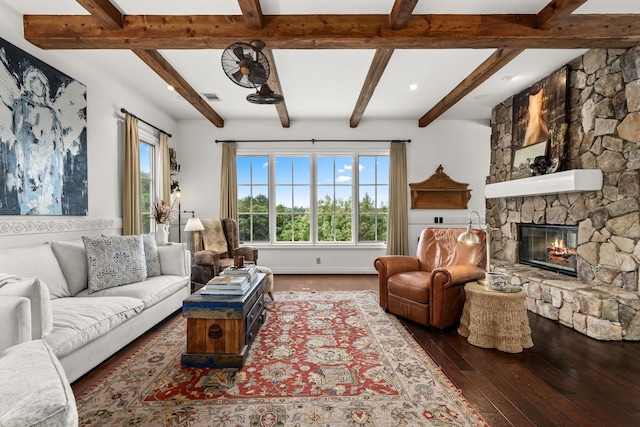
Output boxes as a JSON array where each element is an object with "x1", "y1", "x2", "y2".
[
  {"x1": 140, "y1": 142, "x2": 154, "y2": 233},
  {"x1": 237, "y1": 153, "x2": 389, "y2": 244}
]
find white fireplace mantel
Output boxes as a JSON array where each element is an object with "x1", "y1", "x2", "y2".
[{"x1": 485, "y1": 169, "x2": 603, "y2": 199}]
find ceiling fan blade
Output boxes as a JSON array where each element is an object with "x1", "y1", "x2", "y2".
[
  {"x1": 232, "y1": 69, "x2": 245, "y2": 83},
  {"x1": 247, "y1": 62, "x2": 267, "y2": 86},
  {"x1": 232, "y1": 46, "x2": 246, "y2": 61}
]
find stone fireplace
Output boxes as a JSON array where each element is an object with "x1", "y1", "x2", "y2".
[{"x1": 487, "y1": 47, "x2": 640, "y2": 341}]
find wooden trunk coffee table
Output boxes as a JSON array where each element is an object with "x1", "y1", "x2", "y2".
[
  {"x1": 181, "y1": 273, "x2": 266, "y2": 368},
  {"x1": 458, "y1": 281, "x2": 533, "y2": 353}
]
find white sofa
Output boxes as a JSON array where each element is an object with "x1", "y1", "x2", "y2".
[{"x1": 0, "y1": 235, "x2": 191, "y2": 383}]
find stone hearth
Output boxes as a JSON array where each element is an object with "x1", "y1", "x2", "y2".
[
  {"x1": 493, "y1": 261, "x2": 640, "y2": 340},
  {"x1": 488, "y1": 47, "x2": 640, "y2": 340}
]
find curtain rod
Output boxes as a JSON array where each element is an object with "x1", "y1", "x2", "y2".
[
  {"x1": 120, "y1": 108, "x2": 172, "y2": 138},
  {"x1": 215, "y1": 139, "x2": 410, "y2": 144}
]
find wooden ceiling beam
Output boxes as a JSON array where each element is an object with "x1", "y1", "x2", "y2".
[
  {"x1": 350, "y1": 0, "x2": 418, "y2": 128},
  {"x1": 263, "y1": 47, "x2": 290, "y2": 128},
  {"x1": 75, "y1": 0, "x2": 123, "y2": 29},
  {"x1": 416, "y1": 1, "x2": 587, "y2": 127},
  {"x1": 132, "y1": 49, "x2": 224, "y2": 127},
  {"x1": 350, "y1": 49, "x2": 394, "y2": 128},
  {"x1": 23, "y1": 14, "x2": 640, "y2": 50},
  {"x1": 536, "y1": 0, "x2": 589, "y2": 30},
  {"x1": 389, "y1": 0, "x2": 419, "y2": 30},
  {"x1": 237, "y1": 0, "x2": 263, "y2": 30},
  {"x1": 418, "y1": 48, "x2": 524, "y2": 127}
]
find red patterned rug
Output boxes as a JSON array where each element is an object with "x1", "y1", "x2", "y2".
[{"x1": 76, "y1": 291, "x2": 487, "y2": 426}]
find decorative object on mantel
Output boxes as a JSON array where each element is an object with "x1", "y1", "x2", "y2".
[
  {"x1": 511, "y1": 66, "x2": 568, "y2": 180},
  {"x1": 0, "y1": 37, "x2": 87, "y2": 216},
  {"x1": 409, "y1": 165, "x2": 471, "y2": 209}
]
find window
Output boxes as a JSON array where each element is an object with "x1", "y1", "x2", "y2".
[
  {"x1": 275, "y1": 156, "x2": 311, "y2": 242},
  {"x1": 140, "y1": 142, "x2": 155, "y2": 233},
  {"x1": 238, "y1": 156, "x2": 269, "y2": 242},
  {"x1": 237, "y1": 151, "x2": 389, "y2": 245},
  {"x1": 358, "y1": 156, "x2": 389, "y2": 242},
  {"x1": 317, "y1": 156, "x2": 352, "y2": 242}
]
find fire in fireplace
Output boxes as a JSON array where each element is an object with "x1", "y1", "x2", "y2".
[{"x1": 519, "y1": 224, "x2": 578, "y2": 276}]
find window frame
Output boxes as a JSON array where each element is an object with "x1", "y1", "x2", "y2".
[{"x1": 237, "y1": 146, "x2": 389, "y2": 247}]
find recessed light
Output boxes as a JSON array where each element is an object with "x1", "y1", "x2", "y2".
[
  {"x1": 409, "y1": 83, "x2": 418, "y2": 91},
  {"x1": 474, "y1": 94, "x2": 489, "y2": 100},
  {"x1": 501, "y1": 76, "x2": 515, "y2": 82},
  {"x1": 167, "y1": 85, "x2": 175, "y2": 91}
]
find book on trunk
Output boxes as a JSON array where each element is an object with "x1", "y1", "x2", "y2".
[
  {"x1": 206, "y1": 275, "x2": 248, "y2": 288},
  {"x1": 221, "y1": 265, "x2": 258, "y2": 282}
]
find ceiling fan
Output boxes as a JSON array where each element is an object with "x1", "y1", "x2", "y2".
[{"x1": 221, "y1": 40, "x2": 284, "y2": 104}]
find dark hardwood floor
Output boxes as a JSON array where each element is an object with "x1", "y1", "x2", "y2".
[{"x1": 73, "y1": 275, "x2": 640, "y2": 426}]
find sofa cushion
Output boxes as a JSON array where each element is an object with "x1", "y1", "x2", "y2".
[
  {"x1": 45, "y1": 296, "x2": 145, "y2": 359},
  {"x1": 82, "y1": 235, "x2": 147, "y2": 293},
  {"x1": 201, "y1": 218, "x2": 228, "y2": 254},
  {"x1": 0, "y1": 340, "x2": 78, "y2": 427},
  {"x1": 50, "y1": 240, "x2": 88, "y2": 296},
  {"x1": 0, "y1": 244, "x2": 70, "y2": 298},
  {"x1": 77, "y1": 275, "x2": 188, "y2": 309},
  {"x1": 142, "y1": 233, "x2": 162, "y2": 277},
  {"x1": 157, "y1": 244, "x2": 189, "y2": 276},
  {"x1": 0, "y1": 274, "x2": 53, "y2": 339},
  {"x1": 0, "y1": 296, "x2": 31, "y2": 352}
]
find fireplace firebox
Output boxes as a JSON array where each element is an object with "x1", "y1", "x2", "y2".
[{"x1": 519, "y1": 224, "x2": 578, "y2": 276}]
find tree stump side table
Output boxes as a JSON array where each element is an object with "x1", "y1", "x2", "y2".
[{"x1": 458, "y1": 281, "x2": 533, "y2": 353}]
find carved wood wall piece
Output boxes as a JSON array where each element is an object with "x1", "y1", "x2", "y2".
[{"x1": 409, "y1": 165, "x2": 472, "y2": 209}]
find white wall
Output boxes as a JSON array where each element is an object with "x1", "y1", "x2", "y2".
[
  {"x1": 176, "y1": 118, "x2": 490, "y2": 273},
  {"x1": 0, "y1": 2, "x2": 178, "y2": 249}
]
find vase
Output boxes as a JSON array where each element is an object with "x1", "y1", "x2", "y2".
[{"x1": 155, "y1": 224, "x2": 169, "y2": 245}]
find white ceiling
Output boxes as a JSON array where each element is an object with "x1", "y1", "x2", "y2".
[{"x1": 3, "y1": 0, "x2": 640, "y2": 125}]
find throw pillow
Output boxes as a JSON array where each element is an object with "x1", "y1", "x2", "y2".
[
  {"x1": 0, "y1": 274, "x2": 53, "y2": 339},
  {"x1": 157, "y1": 244, "x2": 188, "y2": 276},
  {"x1": 82, "y1": 235, "x2": 147, "y2": 293},
  {"x1": 200, "y1": 218, "x2": 228, "y2": 254},
  {"x1": 50, "y1": 240, "x2": 88, "y2": 296},
  {"x1": 142, "y1": 234, "x2": 162, "y2": 277},
  {"x1": 0, "y1": 244, "x2": 70, "y2": 299}
]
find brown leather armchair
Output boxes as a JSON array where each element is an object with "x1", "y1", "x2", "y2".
[
  {"x1": 374, "y1": 228, "x2": 486, "y2": 330},
  {"x1": 191, "y1": 218, "x2": 258, "y2": 285}
]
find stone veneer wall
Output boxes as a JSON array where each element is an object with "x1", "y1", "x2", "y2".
[{"x1": 488, "y1": 47, "x2": 640, "y2": 340}]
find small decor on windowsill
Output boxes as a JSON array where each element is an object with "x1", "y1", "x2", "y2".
[{"x1": 153, "y1": 200, "x2": 172, "y2": 245}]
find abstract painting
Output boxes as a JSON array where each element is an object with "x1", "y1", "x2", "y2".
[
  {"x1": 0, "y1": 37, "x2": 87, "y2": 215},
  {"x1": 511, "y1": 66, "x2": 568, "y2": 180}
]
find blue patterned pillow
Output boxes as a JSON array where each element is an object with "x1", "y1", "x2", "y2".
[
  {"x1": 142, "y1": 234, "x2": 162, "y2": 277},
  {"x1": 82, "y1": 235, "x2": 147, "y2": 293}
]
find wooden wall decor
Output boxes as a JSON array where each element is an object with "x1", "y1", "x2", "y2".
[{"x1": 409, "y1": 165, "x2": 471, "y2": 209}]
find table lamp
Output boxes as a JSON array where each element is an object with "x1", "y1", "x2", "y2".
[{"x1": 184, "y1": 217, "x2": 204, "y2": 252}]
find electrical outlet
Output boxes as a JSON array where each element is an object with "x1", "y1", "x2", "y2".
[{"x1": 316, "y1": 257, "x2": 321, "y2": 264}]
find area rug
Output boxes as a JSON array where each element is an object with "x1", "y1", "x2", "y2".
[{"x1": 76, "y1": 291, "x2": 487, "y2": 426}]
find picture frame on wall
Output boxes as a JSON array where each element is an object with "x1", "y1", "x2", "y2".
[
  {"x1": 0, "y1": 37, "x2": 87, "y2": 216},
  {"x1": 511, "y1": 141, "x2": 548, "y2": 180},
  {"x1": 511, "y1": 66, "x2": 568, "y2": 180}
]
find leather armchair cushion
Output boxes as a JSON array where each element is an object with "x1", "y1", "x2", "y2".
[{"x1": 388, "y1": 271, "x2": 431, "y2": 304}]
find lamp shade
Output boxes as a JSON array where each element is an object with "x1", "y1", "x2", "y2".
[
  {"x1": 457, "y1": 223, "x2": 482, "y2": 244},
  {"x1": 184, "y1": 217, "x2": 204, "y2": 232}
]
